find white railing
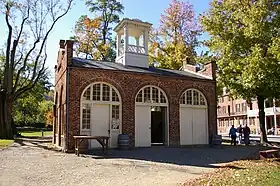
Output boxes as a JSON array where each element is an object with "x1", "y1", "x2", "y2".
[
  {"x1": 247, "y1": 107, "x2": 280, "y2": 117},
  {"x1": 118, "y1": 45, "x2": 146, "y2": 56},
  {"x1": 128, "y1": 45, "x2": 146, "y2": 54}
]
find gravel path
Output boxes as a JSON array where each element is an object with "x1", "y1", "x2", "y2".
[{"x1": 0, "y1": 141, "x2": 214, "y2": 186}]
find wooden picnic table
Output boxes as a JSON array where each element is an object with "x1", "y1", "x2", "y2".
[{"x1": 73, "y1": 136, "x2": 110, "y2": 156}]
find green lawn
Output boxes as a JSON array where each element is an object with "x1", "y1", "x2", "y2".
[
  {"x1": 0, "y1": 139, "x2": 14, "y2": 148},
  {"x1": 19, "y1": 130, "x2": 53, "y2": 137},
  {"x1": 186, "y1": 158, "x2": 280, "y2": 186}
]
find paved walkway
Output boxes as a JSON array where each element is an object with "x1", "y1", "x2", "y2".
[{"x1": 0, "y1": 140, "x2": 260, "y2": 186}]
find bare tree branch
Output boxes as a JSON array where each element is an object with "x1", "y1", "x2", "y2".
[
  {"x1": 13, "y1": 39, "x2": 39, "y2": 92},
  {"x1": 15, "y1": 0, "x2": 73, "y2": 98}
]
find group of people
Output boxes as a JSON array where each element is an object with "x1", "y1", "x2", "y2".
[{"x1": 229, "y1": 124, "x2": 251, "y2": 146}]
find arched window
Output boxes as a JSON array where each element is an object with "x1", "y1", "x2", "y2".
[
  {"x1": 81, "y1": 83, "x2": 120, "y2": 102},
  {"x1": 80, "y1": 82, "x2": 121, "y2": 130},
  {"x1": 136, "y1": 85, "x2": 167, "y2": 105},
  {"x1": 180, "y1": 89, "x2": 206, "y2": 106}
]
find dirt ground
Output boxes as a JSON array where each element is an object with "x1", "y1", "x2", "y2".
[{"x1": 0, "y1": 140, "x2": 259, "y2": 186}]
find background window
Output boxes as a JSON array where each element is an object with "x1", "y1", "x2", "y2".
[
  {"x1": 93, "y1": 84, "x2": 101, "y2": 101},
  {"x1": 102, "y1": 84, "x2": 110, "y2": 101},
  {"x1": 160, "y1": 92, "x2": 167, "y2": 103},
  {"x1": 82, "y1": 87, "x2": 90, "y2": 100},
  {"x1": 200, "y1": 94, "x2": 206, "y2": 105},
  {"x1": 144, "y1": 87, "x2": 151, "y2": 102},
  {"x1": 136, "y1": 90, "x2": 143, "y2": 102},
  {"x1": 193, "y1": 91, "x2": 199, "y2": 105},
  {"x1": 112, "y1": 88, "x2": 119, "y2": 102},
  {"x1": 82, "y1": 104, "x2": 91, "y2": 129},
  {"x1": 152, "y1": 87, "x2": 159, "y2": 103},
  {"x1": 186, "y1": 90, "x2": 192, "y2": 105},
  {"x1": 180, "y1": 93, "x2": 186, "y2": 104},
  {"x1": 111, "y1": 105, "x2": 120, "y2": 129}
]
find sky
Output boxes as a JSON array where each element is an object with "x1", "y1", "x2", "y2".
[{"x1": 0, "y1": 0, "x2": 212, "y2": 82}]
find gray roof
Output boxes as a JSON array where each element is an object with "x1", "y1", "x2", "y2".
[{"x1": 71, "y1": 57, "x2": 212, "y2": 80}]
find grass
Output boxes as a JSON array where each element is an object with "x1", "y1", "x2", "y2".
[
  {"x1": 19, "y1": 130, "x2": 53, "y2": 137},
  {"x1": 0, "y1": 139, "x2": 14, "y2": 148},
  {"x1": 185, "y1": 158, "x2": 280, "y2": 186}
]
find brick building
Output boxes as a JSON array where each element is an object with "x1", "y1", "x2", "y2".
[
  {"x1": 217, "y1": 88, "x2": 280, "y2": 135},
  {"x1": 53, "y1": 18, "x2": 217, "y2": 152}
]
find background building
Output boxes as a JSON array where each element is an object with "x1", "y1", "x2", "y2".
[{"x1": 217, "y1": 88, "x2": 280, "y2": 135}]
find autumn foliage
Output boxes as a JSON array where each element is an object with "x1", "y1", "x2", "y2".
[{"x1": 149, "y1": 0, "x2": 201, "y2": 70}]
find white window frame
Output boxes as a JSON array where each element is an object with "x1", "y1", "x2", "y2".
[
  {"x1": 80, "y1": 82, "x2": 122, "y2": 133},
  {"x1": 135, "y1": 85, "x2": 168, "y2": 106},
  {"x1": 180, "y1": 89, "x2": 207, "y2": 108}
]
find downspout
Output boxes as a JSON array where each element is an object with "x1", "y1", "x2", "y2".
[
  {"x1": 211, "y1": 60, "x2": 218, "y2": 144},
  {"x1": 65, "y1": 66, "x2": 70, "y2": 152}
]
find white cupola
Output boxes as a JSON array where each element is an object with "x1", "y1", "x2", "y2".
[{"x1": 114, "y1": 18, "x2": 152, "y2": 68}]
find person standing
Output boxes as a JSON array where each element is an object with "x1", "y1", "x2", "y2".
[
  {"x1": 229, "y1": 125, "x2": 237, "y2": 146},
  {"x1": 237, "y1": 124, "x2": 243, "y2": 144},
  {"x1": 243, "y1": 124, "x2": 251, "y2": 145}
]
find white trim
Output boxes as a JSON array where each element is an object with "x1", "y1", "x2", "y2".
[
  {"x1": 180, "y1": 104, "x2": 207, "y2": 109},
  {"x1": 135, "y1": 85, "x2": 169, "y2": 146},
  {"x1": 136, "y1": 102, "x2": 168, "y2": 107},
  {"x1": 80, "y1": 82, "x2": 122, "y2": 144},
  {"x1": 180, "y1": 88, "x2": 207, "y2": 107},
  {"x1": 135, "y1": 85, "x2": 168, "y2": 106},
  {"x1": 179, "y1": 88, "x2": 208, "y2": 145}
]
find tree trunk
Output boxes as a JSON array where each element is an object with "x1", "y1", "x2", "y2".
[
  {"x1": 257, "y1": 95, "x2": 268, "y2": 144},
  {"x1": 0, "y1": 90, "x2": 13, "y2": 139}
]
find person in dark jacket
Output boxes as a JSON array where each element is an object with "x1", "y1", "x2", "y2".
[
  {"x1": 229, "y1": 125, "x2": 237, "y2": 146},
  {"x1": 243, "y1": 125, "x2": 250, "y2": 145}
]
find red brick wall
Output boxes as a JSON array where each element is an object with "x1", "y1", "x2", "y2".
[
  {"x1": 53, "y1": 40, "x2": 73, "y2": 149},
  {"x1": 66, "y1": 67, "x2": 217, "y2": 151}
]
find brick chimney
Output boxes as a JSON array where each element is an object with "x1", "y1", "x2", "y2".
[
  {"x1": 55, "y1": 40, "x2": 74, "y2": 84},
  {"x1": 199, "y1": 61, "x2": 217, "y2": 80},
  {"x1": 182, "y1": 60, "x2": 217, "y2": 80},
  {"x1": 56, "y1": 40, "x2": 74, "y2": 71}
]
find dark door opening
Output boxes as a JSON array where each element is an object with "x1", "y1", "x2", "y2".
[{"x1": 151, "y1": 106, "x2": 167, "y2": 145}]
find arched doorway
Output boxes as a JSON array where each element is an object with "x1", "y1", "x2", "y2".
[
  {"x1": 80, "y1": 82, "x2": 121, "y2": 148},
  {"x1": 179, "y1": 89, "x2": 208, "y2": 145},
  {"x1": 135, "y1": 85, "x2": 168, "y2": 147}
]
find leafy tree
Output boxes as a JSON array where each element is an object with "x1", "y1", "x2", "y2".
[
  {"x1": 149, "y1": 0, "x2": 201, "y2": 70},
  {"x1": 201, "y1": 0, "x2": 280, "y2": 143},
  {"x1": 72, "y1": 0, "x2": 124, "y2": 61},
  {"x1": 13, "y1": 80, "x2": 52, "y2": 126},
  {"x1": 72, "y1": 16, "x2": 102, "y2": 59},
  {"x1": 0, "y1": 0, "x2": 72, "y2": 139}
]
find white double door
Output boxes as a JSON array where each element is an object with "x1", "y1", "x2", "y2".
[
  {"x1": 90, "y1": 104, "x2": 120, "y2": 148},
  {"x1": 180, "y1": 107, "x2": 208, "y2": 145},
  {"x1": 135, "y1": 105, "x2": 151, "y2": 147}
]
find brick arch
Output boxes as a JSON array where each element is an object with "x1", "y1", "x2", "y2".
[
  {"x1": 132, "y1": 81, "x2": 171, "y2": 104},
  {"x1": 76, "y1": 77, "x2": 125, "y2": 102}
]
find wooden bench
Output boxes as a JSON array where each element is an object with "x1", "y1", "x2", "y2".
[
  {"x1": 73, "y1": 136, "x2": 110, "y2": 156},
  {"x1": 259, "y1": 149, "x2": 279, "y2": 159}
]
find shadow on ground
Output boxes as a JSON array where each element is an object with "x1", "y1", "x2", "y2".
[
  {"x1": 81, "y1": 145, "x2": 262, "y2": 168},
  {"x1": 10, "y1": 138, "x2": 270, "y2": 169},
  {"x1": 13, "y1": 137, "x2": 58, "y2": 151}
]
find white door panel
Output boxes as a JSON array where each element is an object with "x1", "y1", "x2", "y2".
[
  {"x1": 135, "y1": 106, "x2": 151, "y2": 147},
  {"x1": 180, "y1": 107, "x2": 193, "y2": 145},
  {"x1": 192, "y1": 108, "x2": 207, "y2": 144},
  {"x1": 180, "y1": 107, "x2": 208, "y2": 145},
  {"x1": 91, "y1": 104, "x2": 110, "y2": 148}
]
